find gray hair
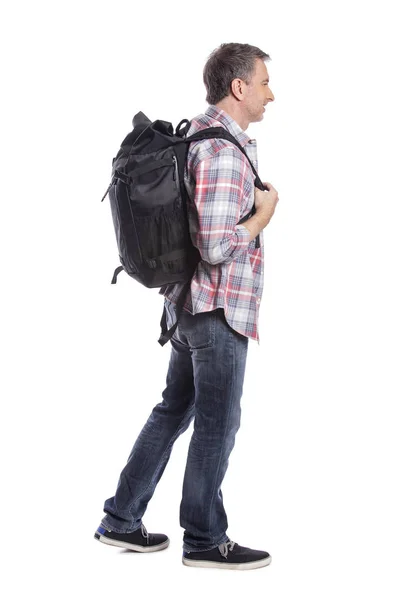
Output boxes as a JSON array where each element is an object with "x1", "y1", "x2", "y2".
[{"x1": 203, "y1": 43, "x2": 271, "y2": 105}]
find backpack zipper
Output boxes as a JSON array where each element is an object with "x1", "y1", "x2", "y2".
[{"x1": 172, "y1": 155, "x2": 178, "y2": 182}]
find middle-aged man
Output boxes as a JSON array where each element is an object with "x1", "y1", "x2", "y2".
[{"x1": 95, "y1": 42, "x2": 279, "y2": 571}]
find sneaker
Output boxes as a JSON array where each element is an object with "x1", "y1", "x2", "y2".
[
  {"x1": 182, "y1": 540, "x2": 271, "y2": 570},
  {"x1": 94, "y1": 523, "x2": 170, "y2": 553}
]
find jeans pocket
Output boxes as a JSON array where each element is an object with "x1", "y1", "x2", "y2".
[{"x1": 181, "y1": 309, "x2": 219, "y2": 350}]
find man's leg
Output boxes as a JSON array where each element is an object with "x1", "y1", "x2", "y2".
[
  {"x1": 178, "y1": 308, "x2": 249, "y2": 552},
  {"x1": 101, "y1": 303, "x2": 195, "y2": 534}
]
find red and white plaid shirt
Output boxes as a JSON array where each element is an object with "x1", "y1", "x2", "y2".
[{"x1": 159, "y1": 105, "x2": 264, "y2": 343}]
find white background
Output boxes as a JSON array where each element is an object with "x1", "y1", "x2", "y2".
[{"x1": 1, "y1": 0, "x2": 399, "y2": 598}]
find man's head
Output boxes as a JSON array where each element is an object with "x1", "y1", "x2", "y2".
[{"x1": 203, "y1": 43, "x2": 274, "y2": 130}]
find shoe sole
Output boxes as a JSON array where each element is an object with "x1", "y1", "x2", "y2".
[
  {"x1": 182, "y1": 555, "x2": 272, "y2": 570},
  {"x1": 94, "y1": 533, "x2": 170, "y2": 553}
]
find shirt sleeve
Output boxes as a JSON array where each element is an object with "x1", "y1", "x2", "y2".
[{"x1": 190, "y1": 147, "x2": 252, "y2": 266}]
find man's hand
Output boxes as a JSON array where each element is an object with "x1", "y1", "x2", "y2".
[
  {"x1": 241, "y1": 181, "x2": 280, "y2": 242},
  {"x1": 254, "y1": 182, "x2": 279, "y2": 226}
]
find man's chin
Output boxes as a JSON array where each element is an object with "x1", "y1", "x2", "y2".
[{"x1": 249, "y1": 111, "x2": 264, "y2": 124}]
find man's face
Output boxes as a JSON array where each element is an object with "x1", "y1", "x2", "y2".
[{"x1": 243, "y1": 58, "x2": 274, "y2": 123}]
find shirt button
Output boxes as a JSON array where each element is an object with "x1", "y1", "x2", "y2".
[{"x1": 256, "y1": 298, "x2": 261, "y2": 304}]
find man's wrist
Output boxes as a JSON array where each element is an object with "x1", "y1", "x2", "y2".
[{"x1": 242, "y1": 211, "x2": 269, "y2": 241}]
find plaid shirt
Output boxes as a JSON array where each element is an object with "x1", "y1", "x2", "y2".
[{"x1": 159, "y1": 105, "x2": 264, "y2": 343}]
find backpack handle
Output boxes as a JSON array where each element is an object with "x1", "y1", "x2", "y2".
[{"x1": 175, "y1": 119, "x2": 191, "y2": 137}]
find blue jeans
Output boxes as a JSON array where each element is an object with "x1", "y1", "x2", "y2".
[{"x1": 101, "y1": 298, "x2": 249, "y2": 552}]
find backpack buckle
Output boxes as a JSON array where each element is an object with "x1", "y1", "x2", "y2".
[{"x1": 147, "y1": 259, "x2": 157, "y2": 269}]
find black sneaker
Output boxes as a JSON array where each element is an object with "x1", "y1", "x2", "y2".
[
  {"x1": 182, "y1": 540, "x2": 271, "y2": 570},
  {"x1": 94, "y1": 523, "x2": 170, "y2": 553}
]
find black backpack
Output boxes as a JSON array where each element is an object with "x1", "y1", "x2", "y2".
[{"x1": 101, "y1": 111, "x2": 265, "y2": 346}]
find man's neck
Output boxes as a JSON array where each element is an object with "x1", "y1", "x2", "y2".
[{"x1": 214, "y1": 101, "x2": 249, "y2": 131}]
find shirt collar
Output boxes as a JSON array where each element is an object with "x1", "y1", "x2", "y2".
[{"x1": 205, "y1": 105, "x2": 255, "y2": 147}]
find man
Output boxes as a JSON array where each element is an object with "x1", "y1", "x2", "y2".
[{"x1": 95, "y1": 42, "x2": 279, "y2": 571}]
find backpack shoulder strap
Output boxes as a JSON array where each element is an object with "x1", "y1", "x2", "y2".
[
  {"x1": 181, "y1": 126, "x2": 262, "y2": 248},
  {"x1": 182, "y1": 127, "x2": 265, "y2": 191}
]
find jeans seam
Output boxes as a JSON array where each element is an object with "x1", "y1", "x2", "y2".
[{"x1": 206, "y1": 330, "x2": 236, "y2": 540}]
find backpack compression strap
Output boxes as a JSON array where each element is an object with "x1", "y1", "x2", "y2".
[{"x1": 158, "y1": 276, "x2": 193, "y2": 346}]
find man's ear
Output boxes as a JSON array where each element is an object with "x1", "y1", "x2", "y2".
[{"x1": 231, "y1": 78, "x2": 244, "y2": 101}]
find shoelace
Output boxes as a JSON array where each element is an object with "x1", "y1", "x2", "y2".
[
  {"x1": 218, "y1": 540, "x2": 236, "y2": 559},
  {"x1": 141, "y1": 524, "x2": 149, "y2": 541}
]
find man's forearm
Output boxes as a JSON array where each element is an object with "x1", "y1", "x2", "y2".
[{"x1": 241, "y1": 210, "x2": 272, "y2": 242}]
